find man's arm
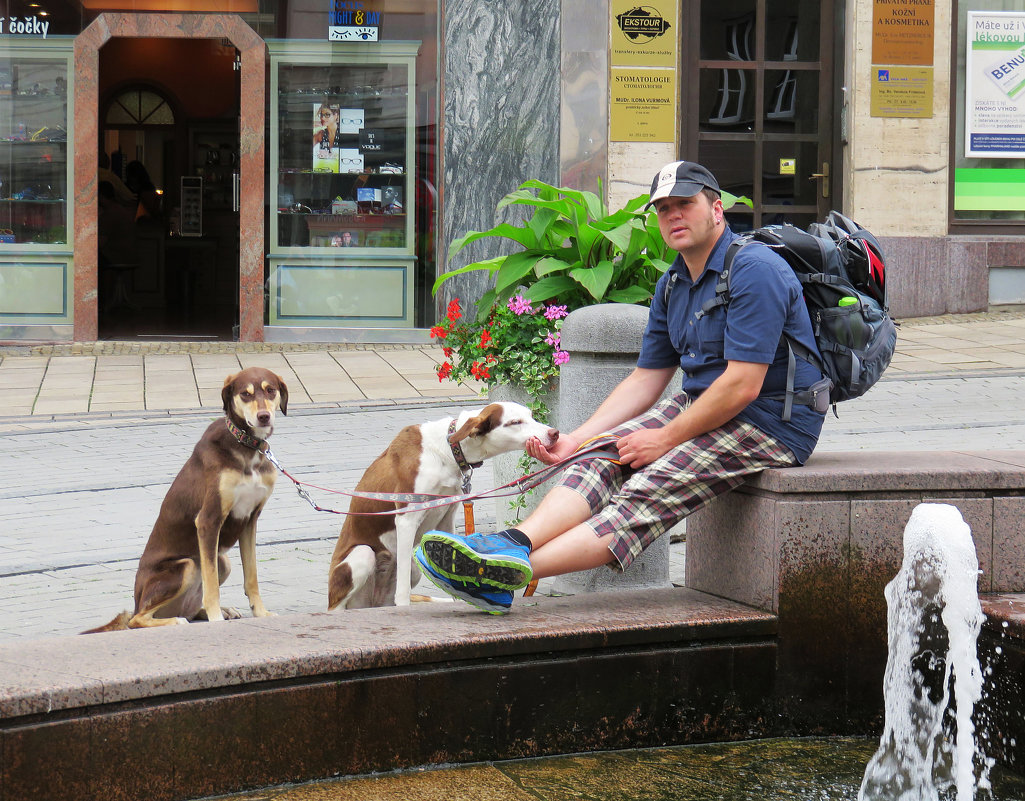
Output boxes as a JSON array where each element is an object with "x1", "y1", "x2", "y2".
[
  {"x1": 526, "y1": 365, "x2": 677, "y2": 464},
  {"x1": 614, "y1": 359, "x2": 768, "y2": 468}
]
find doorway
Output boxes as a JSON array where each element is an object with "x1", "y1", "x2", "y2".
[
  {"x1": 97, "y1": 37, "x2": 240, "y2": 340},
  {"x1": 681, "y1": 0, "x2": 839, "y2": 232}
]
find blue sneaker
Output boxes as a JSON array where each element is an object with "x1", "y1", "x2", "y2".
[
  {"x1": 415, "y1": 550, "x2": 512, "y2": 614},
  {"x1": 418, "y1": 529, "x2": 532, "y2": 591}
]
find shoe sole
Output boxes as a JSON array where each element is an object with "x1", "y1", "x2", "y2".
[
  {"x1": 420, "y1": 535, "x2": 532, "y2": 591},
  {"x1": 417, "y1": 554, "x2": 510, "y2": 615}
]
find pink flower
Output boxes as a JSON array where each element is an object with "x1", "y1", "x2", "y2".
[
  {"x1": 553, "y1": 350, "x2": 571, "y2": 367},
  {"x1": 544, "y1": 331, "x2": 561, "y2": 348},
  {"x1": 507, "y1": 294, "x2": 533, "y2": 315},
  {"x1": 544, "y1": 304, "x2": 568, "y2": 321}
]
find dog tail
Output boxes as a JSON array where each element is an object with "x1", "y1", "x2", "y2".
[{"x1": 80, "y1": 610, "x2": 131, "y2": 634}]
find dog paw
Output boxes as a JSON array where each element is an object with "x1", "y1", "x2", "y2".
[
  {"x1": 222, "y1": 607, "x2": 242, "y2": 620},
  {"x1": 252, "y1": 609, "x2": 277, "y2": 618},
  {"x1": 174, "y1": 617, "x2": 190, "y2": 625}
]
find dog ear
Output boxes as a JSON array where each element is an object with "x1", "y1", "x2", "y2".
[
  {"x1": 221, "y1": 373, "x2": 238, "y2": 415},
  {"x1": 450, "y1": 403, "x2": 503, "y2": 444},
  {"x1": 448, "y1": 413, "x2": 482, "y2": 445},
  {"x1": 276, "y1": 376, "x2": 289, "y2": 415}
]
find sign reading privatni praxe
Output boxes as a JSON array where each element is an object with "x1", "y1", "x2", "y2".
[
  {"x1": 965, "y1": 10, "x2": 1025, "y2": 157},
  {"x1": 329, "y1": 1, "x2": 379, "y2": 42}
]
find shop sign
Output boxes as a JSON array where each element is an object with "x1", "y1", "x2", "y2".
[
  {"x1": 872, "y1": 0, "x2": 935, "y2": 66},
  {"x1": 611, "y1": 0, "x2": 677, "y2": 68},
  {"x1": 965, "y1": 10, "x2": 1025, "y2": 158},
  {"x1": 609, "y1": 67, "x2": 676, "y2": 142},
  {"x1": 329, "y1": 1, "x2": 379, "y2": 42},
  {"x1": 0, "y1": 16, "x2": 50, "y2": 38},
  {"x1": 870, "y1": 66, "x2": 933, "y2": 118}
]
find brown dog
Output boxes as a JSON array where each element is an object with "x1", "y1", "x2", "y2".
[{"x1": 84, "y1": 367, "x2": 288, "y2": 632}]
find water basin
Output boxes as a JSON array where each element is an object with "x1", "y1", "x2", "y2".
[{"x1": 209, "y1": 738, "x2": 1025, "y2": 800}]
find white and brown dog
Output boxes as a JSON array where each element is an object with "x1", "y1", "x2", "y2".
[
  {"x1": 327, "y1": 401, "x2": 558, "y2": 610},
  {"x1": 84, "y1": 367, "x2": 288, "y2": 632}
]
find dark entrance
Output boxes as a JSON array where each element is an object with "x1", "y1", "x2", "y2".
[
  {"x1": 682, "y1": 0, "x2": 839, "y2": 232},
  {"x1": 97, "y1": 37, "x2": 240, "y2": 340}
]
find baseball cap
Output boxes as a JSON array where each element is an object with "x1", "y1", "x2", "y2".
[{"x1": 645, "y1": 161, "x2": 721, "y2": 209}]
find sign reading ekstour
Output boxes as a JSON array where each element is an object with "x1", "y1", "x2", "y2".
[{"x1": 611, "y1": 0, "x2": 677, "y2": 68}]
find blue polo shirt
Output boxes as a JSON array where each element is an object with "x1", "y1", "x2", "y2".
[{"x1": 638, "y1": 227, "x2": 825, "y2": 463}]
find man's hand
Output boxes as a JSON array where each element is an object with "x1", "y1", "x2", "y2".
[
  {"x1": 526, "y1": 433, "x2": 580, "y2": 465},
  {"x1": 615, "y1": 428, "x2": 674, "y2": 468}
]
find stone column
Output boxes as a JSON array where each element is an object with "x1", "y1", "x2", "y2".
[{"x1": 551, "y1": 303, "x2": 673, "y2": 594}]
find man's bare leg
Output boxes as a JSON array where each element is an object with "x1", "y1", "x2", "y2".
[{"x1": 516, "y1": 486, "x2": 616, "y2": 579}]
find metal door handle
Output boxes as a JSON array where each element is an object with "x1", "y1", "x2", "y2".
[
  {"x1": 809, "y1": 163, "x2": 829, "y2": 198},
  {"x1": 232, "y1": 172, "x2": 240, "y2": 212}
]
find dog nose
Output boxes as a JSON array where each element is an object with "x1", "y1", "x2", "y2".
[
  {"x1": 257, "y1": 411, "x2": 272, "y2": 426},
  {"x1": 548, "y1": 429, "x2": 559, "y2": 443}
]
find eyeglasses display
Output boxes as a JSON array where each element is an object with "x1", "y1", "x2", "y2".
[
  {"x1": 0, "y1": 54, "x2": 70, "y2": 246},
  {"x1": 268, "y1": 41, "x2": 420, "y2": 330},
  {"x1": 274, "y1": 53, "x2": 411, "y2": 250}
]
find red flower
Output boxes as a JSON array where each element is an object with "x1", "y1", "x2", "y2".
[
  {"x1": 437, "y1": 361, "x2": 453, "y2": 381},
  {"x1": 479, "y1": 329, "x2": 493, "y2": 348},
  {"x1": 430, "y1": 325, "x2": 448, "y2": 340},
  {"x1": 446, "y1": 299, "x2": 462, "y2": 322},
  {"x1": 442, "y1": 347, "x2": 453, "y2": 358},
  {"x1": 470, "y1": 361, "x2": 491, "y2": 381}
]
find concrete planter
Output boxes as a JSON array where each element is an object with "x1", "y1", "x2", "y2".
[
  {"x1": 489, "y1": 381, "x2": 560, "y2": 529},
  {"x1": 551, "y1": 303, "x2": 672, "y2": 594}
]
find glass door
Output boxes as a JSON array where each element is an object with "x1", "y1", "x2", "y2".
[{"x1": 682, "y1": 0, "x2": 837, "y2": 231}]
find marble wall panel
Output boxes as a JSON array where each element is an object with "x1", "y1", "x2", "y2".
[
  {"x1": 993, "y1": 496, "x2": 1025, "y2": 592},
  {"x1": 439, "y1": 0, "x2": 561, "y2": 312}
]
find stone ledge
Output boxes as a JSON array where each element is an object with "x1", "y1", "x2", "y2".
[
  {"x1": 747, "y1": 450, "x2": 1025, "y2": 494},
  {"x1": 0, "y1": 589, "x2": 780, "y2": 801},
  {"x1": 0, "y1": 588, "x2": 775, "y2": 721}
]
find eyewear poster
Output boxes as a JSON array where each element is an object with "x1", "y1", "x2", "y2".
[
  {"x1": 313, "y1": 103, "x2": 340, "y2": 172},
  {"x1": 965, "y1": 11, "x2": 1025, "y2": 158}
]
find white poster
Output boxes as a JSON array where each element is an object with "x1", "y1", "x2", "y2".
[{"x1": 965, "y1": 11, "x2": 1025, "y2": 158}]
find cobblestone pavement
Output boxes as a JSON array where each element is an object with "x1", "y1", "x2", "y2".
[{"x1": 1, "y1": 311, "x2": 1024, "y2": 642}]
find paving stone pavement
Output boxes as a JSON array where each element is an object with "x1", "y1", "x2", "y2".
[{"x1": 2, "y1": 311, "x2": 1025, "y2": 642}]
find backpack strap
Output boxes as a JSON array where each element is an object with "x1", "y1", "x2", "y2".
[{"x1": 693, "y1": 238, "x2": 743, "y2": 320}]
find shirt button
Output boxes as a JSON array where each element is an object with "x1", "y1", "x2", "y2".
[{"x1": 688, "y1": 352, "x2": 695, "y2": 357}]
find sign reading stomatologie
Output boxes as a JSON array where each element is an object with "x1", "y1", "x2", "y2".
[
  {"x1": 610, "y1": 67, "x2": 676, "y2": 142},
  {"x1": 965, "y1": 10, "x2": 1025, "y2": 158}
]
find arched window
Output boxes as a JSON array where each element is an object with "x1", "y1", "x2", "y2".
[{"x1": 104, "y1": 86, "x2": 175, "y2": 126}]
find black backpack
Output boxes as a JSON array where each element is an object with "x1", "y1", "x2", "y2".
[{"x1": 692, "y1": 211, "x2": 898, "y2": 421}]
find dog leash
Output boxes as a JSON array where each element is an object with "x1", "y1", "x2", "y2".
[{"x1": 261, "y1": 439, "x2": 621, "y2": 517}]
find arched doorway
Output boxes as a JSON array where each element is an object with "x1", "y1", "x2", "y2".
[{"x1": 72, "y1": 14, "x2": 266, "y2": 342}]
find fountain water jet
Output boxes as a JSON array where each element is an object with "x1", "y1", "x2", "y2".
[{"x1": 859, "y1": 503, "x2": 989, "y2": 801}]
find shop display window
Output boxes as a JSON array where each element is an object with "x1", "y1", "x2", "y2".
[
  {"x1": 272, "y1": 44, "x2": 415, "y2": 253},
  {"x1": 0, "y1": 49, "x2": 70, "y2": 248}
]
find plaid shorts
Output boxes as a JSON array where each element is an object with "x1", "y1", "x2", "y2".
[{"x1": 558, "y1": 393, "x2": 797, "y2": 571}]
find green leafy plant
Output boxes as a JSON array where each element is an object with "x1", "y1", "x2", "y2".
[{"x1": 434, "y1": 178, "x2": 751, "y2": 321}]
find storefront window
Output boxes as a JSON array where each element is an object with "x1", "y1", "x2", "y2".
[
  {"x1": 953, "y1": 0, "x2": 1025, "y2": 226},
  {"x1": 0, "y1": 0, "x2": 439, "y2": 339}
]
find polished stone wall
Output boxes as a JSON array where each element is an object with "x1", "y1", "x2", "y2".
[{"x1": 439, "y1": 0, "x2": 561, "y2": 314}]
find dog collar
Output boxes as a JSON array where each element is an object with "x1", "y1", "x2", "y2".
[
  {"x1": 225, "y1": 417, "x2": 266, "y2": 451},
  {"x1": 448, "y1": 418, "x2": 483, "y2": 472}
]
